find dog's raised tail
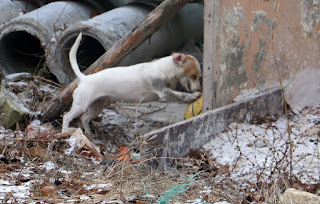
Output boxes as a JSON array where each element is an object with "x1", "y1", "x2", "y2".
[{"x1": 69, "y1": 32, "x2": 85, "y2": 81}]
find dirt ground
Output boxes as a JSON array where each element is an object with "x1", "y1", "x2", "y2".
[{"x1": 0, "y1": 72, "x2": 319, "y2": 203}]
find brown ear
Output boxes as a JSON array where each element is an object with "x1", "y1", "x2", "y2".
[{"x1": 172, "y1": 53, "x2": 186, "y2": 66}]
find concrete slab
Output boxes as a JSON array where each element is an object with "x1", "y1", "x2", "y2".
[
  {"x1": 285, "y1": 68, "x2": 320, "y2": 114},
  {"x1": 116, "y1": 101, "x2": 188, "y2": 125},
  {"x1": 141, "y1": 88, "x2": 284, "y2": 168}
]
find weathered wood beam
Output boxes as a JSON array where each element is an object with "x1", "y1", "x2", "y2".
[
  {"x1": 42, "y1": 0, "x2": 191, "y2": 121},
  {"x1": 203, "y1": 0, "x2": 220, "y2": 112}
]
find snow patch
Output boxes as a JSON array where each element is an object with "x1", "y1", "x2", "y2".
[
  {"x1": 203, "y1": 104, "x2": 320, "y2": 185},
  {"x1": 40, "y1": 161, "x2": 56, "y2": 171}
]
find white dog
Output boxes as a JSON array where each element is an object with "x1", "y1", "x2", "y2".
[{"x1": 62, "y1": 33, "x2": 202, "y2": 136}]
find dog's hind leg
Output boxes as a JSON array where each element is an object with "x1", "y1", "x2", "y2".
[
  {"x1": 80, "y1": 96, "x2": 110, "y2": 137},
  {"x1": 62, "y1": 104, "x2": 87, "y2": 132}
]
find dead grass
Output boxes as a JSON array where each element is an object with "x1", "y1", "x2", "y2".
[
  {"x1": 1, "y1": 68, "x2": 319, "y2": 203},
  {"x1": 0, "y1": 130, "x2": 213, "y2": 203}
]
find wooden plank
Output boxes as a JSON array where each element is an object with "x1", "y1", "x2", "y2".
[
  {"x1": 141, "y1": 88, "x2": 283, "y2": 168},
  {"x1": 202, "y1": 0, "x2": 220, "y2": 111},
  {"x1": 42, "y1": 0, "x2": 191, "y2": 121}
]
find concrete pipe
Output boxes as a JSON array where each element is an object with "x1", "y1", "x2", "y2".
[
  {"x1": 0, "y1": 1, "x2": 100, "y2": 75},
  {"x1": 83, "y1": 0, "x2": 133, "y2": 12},
  {"x1": 48, "y1": 3, "x2": 204, "y2": 85},
  {"x1": 0, "y1": 0, "x2": 44, "y2": 25}
]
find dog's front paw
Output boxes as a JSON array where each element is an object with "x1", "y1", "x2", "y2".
[
  {"x1": 61, "y1": 128, "x2": 68, "y2": 133},
  {"x1": 192, "y1": 92, "x2": 201, "y2": 98},
  {"x1": 158, "y1": 98, "x2": 167, "y2": 103},
  {"x1": 184, "y1": 92, "x2": 201, "y2": 103},
  {"x1": 62, "y1": 127, "x2": 75, "y2": 134}
]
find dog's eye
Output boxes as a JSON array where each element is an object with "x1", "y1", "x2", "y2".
[{"x1": 191, "y1": 75, "x2": 197, "y2": 80}]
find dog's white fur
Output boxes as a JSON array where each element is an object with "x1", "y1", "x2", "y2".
[{"x1": 62, "y1": 33, "x2": 202, "y2": 136}]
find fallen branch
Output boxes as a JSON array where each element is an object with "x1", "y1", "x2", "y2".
[{"x1": 42, "y1": 0, "x2": 191, "y2": 121}]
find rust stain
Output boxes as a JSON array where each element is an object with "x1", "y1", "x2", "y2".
[{"x1": 214, "y1": 0, "x2": 320, "y2": 106}]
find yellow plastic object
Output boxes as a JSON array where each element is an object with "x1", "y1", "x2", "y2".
[{"x1": 184, "y1": 95, "x2": 203, "y2": 119}]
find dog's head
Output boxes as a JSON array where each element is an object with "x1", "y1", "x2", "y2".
[{"x1": 172, "y1": 53, "x2": 202, "y2": 93}]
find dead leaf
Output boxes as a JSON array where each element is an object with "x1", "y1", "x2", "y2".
[
  {"x1": 29, "y1": 145, "x2": 46, "y2": 159},
  {"x1": 117, "y1": 146, "x2": 131, "y2": 162},
  {"x1": 66, "y1": 128, "x2": 102, "y2": 159},
  {"x1": 61, "y1": 183, "x2": 84, "y2": 195},
  {"x1": 219, "y1": 164, "x2": 230, "y2": 174},
  {"x1": 70, "y1": 128, "x2": 88, "y2": 150},
  {"x1": 201, "y1": 193, "x2": 220, "y2": 203},
  {"x1": 25, "y1": 124, "x2": 56, "y2": 139},
  {"x1": 0, "y1": 168, "x2": 6, "y2": 174},
  {"x1": 184, "y1": 94, "x2": 203, "y2": 119},
  {"x1": 187, "y1": 148, "x2": 203, "y2": 160},
  {"x1": 136, "y1": 201, "x2": 148, "y2": 204},
  {"x1": 38, "y1": 186, "x2": 57, "y2": 197}
]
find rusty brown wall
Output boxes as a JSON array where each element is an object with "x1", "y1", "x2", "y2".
[{"x1": 205, "y1": 0, "x2": 320, "y2": 111}]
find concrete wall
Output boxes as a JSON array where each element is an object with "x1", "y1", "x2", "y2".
[{"x1": 203, "y1": 0, "x2": 320, "y2": 112}]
